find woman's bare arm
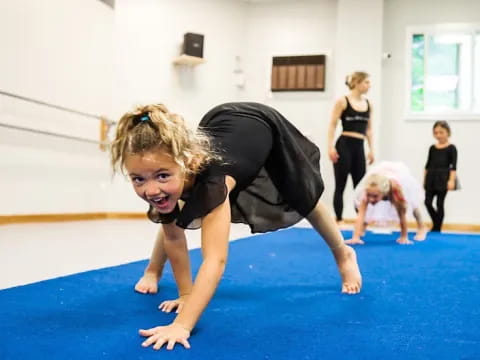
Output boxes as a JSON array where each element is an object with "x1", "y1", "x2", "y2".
[
  {"x1": 365, "y1": 103, "x2": 374, "y2": 164},
  {"x1": 327, "y1": 98, "x2": 346, "y2": 162}
]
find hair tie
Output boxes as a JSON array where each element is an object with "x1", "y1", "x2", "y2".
[{"x1": 131, "y1": 113, "x2": 152, "y2": 128}]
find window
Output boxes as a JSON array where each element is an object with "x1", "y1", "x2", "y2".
[{"x1": 406, "y1": 24, "x2": 480, "y2": 120}]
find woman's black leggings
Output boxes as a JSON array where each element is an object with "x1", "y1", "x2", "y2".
[
  {"x1": 333, "y1": 136, "x2": 366, "y2": 221},
  {"x1": 425, "y1": 190, "x2": 448, "y2": 231}
]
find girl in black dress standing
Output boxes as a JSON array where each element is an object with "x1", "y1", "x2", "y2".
[
  {"x1": 424, "y1": 121, "x2": 458, "y2": 232},
  {"x1": 111, "y1": 102, "x2": 362, "y2": 351}
]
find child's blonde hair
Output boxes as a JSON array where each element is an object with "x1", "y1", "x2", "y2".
[
  {"x1": 365, "y1": 173, "x2": 390, "y2": 195},
  {"x1": 110, "y1": 104, "x2": 217, "y2": 174},
  {"x1": 345, "y1": 71, "x2": 369, "y2": 90}
]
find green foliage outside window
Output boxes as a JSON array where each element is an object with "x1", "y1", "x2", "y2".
[{"x1": 411, "y1": 34, "x2": 425, "y2": 111}]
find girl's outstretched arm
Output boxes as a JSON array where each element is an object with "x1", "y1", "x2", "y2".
[
  {"x1": 162, "y1": 223, "x2": 193, "y2": 299},
  {"x1": 173, "y1": 175, "x2": 235, "y2": 329},
  {"x1": 345, "y1": 199, "x2": 367, "y2": 245},
  {"x1": 395, "y1": 206, "x2": 411, "y2": 244},
  {"x1": 139, "y1": 176, "x2": 236, "y2": 351},
  {"x1": 391, "y1": 184, "x2": 411, "y2": 245}
]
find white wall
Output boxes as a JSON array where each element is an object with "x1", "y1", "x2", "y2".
[
  {"x1": 112, "y1": 0, "x2": 247, "y2": 121},
  {"x1": 333, "y1": 0, "x2": 384, "y2": 219},
  {"x1": 242, "y1": 0, "x2": 337, "y2": 136},
  {"x1": 108, "y1": 0, "x2": 248, "y2": 211},
  {"x1": 381, "y1": 0, "x2": 480, "y2": 223},
  {"x1": 242, "y1": 0, "x2": 384, "y2": 220},
  {"x1": 0, "y1": 0, "x2": 114, "y2": 214},
  {"x1": 1, "y1": 0, "x2": 478, "y2": 225},
  {"x1": 0, "y1": 0, "x2": 248, "y2": 214},
  {"x1": 241, "y1": 0, "x2": 338, "y2": 214}
]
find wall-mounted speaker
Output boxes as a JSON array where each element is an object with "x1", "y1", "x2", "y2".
[{"x1": 183, "y1": 33, "x2": 204, "y2": 58}]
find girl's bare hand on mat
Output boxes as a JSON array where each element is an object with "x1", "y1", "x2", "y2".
[
  {"x1": 158, "y1": 295, "x2": 189, "y2": 313},
  {"x1": 139, "y1": 323, "x2": 191, "y2": 350}
]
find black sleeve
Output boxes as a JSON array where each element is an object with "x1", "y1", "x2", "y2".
[
  {"x1": 425, "y1": 146, "x2": 433, "y2": 169},
  {"x1": 175, "y1": 174, "x2": 227, "y2": 229},
  {"x1": 449, "y1": 145, "x2": 457, "y2": 170}
]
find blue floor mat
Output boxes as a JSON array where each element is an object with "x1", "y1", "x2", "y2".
[{"x1": 1, "y1": 228, "x2": 479, "y2": 359}]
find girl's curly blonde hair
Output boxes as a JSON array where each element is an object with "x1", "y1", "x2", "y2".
[
  {"x1": 365, "y1": 173, "x2": 391, "y2": 195},
  {"x1": 111, "y1": 104, "x2": 217, "y2": 174}
]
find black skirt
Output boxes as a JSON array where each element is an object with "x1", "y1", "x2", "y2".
[
  {"x1": 425, "y1": 169, "x2": 450, "y2": 192},
  {"x1": 148, "y1": 102, "x2": 324, "y2": 233}
]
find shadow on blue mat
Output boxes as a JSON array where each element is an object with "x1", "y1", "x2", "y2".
[{"x1": 1, "y1": 228, "x2": 479, "y2": 360}]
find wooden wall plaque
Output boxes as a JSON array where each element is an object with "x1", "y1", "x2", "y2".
[{"x1": 271, "y1": 55, "x2": 326, "y2": 92}]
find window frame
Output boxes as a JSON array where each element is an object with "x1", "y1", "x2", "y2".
[{"x1": 405, "y1": 23, "x2": 480, "y2": 121}]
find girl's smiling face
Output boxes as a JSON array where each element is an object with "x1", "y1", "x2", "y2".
[
  {"x1": 365, "y1": 186, "x2": 383, "y2": 205},
  {"x1": 124, "y1": 148, "x2": 188, "y2": 214}
]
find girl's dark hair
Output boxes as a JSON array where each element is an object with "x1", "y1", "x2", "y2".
[{"x1": 433, "y1": 120, "x2": 451, "y2": 136}]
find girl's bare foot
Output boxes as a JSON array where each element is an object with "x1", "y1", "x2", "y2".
[
  {"x1": 396, "y1": 237, "x2": 413, "y2": 245},
  {"x1": 333, "y1": 245, "x2": 362, "y2": 294},
  {"x1": 345, "y1": 238, "x2": 365, "y2": 245},
  {"x1": 414, "y1": 226, "x2": 427, "y2": 241},
  {"x1": 135, "y1": 271, "x2": 160, "y2": 294}
]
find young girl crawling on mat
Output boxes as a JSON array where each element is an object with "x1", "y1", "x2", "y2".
[
  {"x1": 111, "y1": 102, "x2": 362, "y2": 351},
  {"x1": 345, "y1": 161, "x2": 427, "y2": 245}
]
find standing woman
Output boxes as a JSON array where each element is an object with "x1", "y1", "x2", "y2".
[{"x1": 327, "y1": 71, "x2": 375, "y2": 223}]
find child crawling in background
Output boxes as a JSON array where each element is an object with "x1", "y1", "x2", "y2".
[
  {"x1": 346, "y1": 161, "x2": 427, "y2": 245},
  {"x1": 111, "y1": 102, "x2": 362, "y2": 351}
]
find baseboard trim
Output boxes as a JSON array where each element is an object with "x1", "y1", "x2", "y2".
[
  {"x1": 341, "y1": 219, "x2": 480, "y2": 233},
  {"x1": 1, "y1": 213, "x2": 478, "y2": 232},
  {"x1": 0, "y1": 212, "x2": 147, "y2": 225}
]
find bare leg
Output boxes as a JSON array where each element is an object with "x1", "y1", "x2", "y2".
[
  {"x1": 413, "y1": 208, "x2": 427, "y2": 241},
  {"x1": 306, "y1": 200, "x2": 362, "y2": 294},
  {"x1": 135, "y1": 227, "x2": 169, "y2": 294}
]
